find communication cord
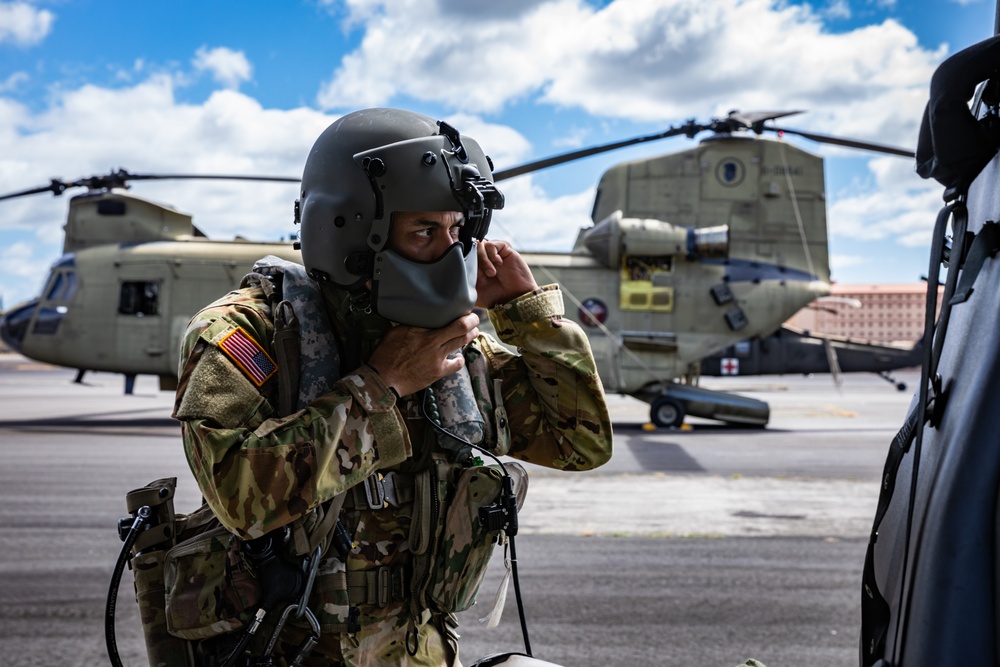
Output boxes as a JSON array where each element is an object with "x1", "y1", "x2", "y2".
[
  {"x1": 422, "y1": 395, "x2": 533, "y2": 657},
  {"x1": 105, "y1": 506, "x2": 151, "y2": 667}
]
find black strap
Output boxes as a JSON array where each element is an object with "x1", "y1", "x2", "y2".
[
  {"x1": 860, "y1": 409, "x2": 919, "y2": 663},
  {"x1": 949, "y1": 221, "x2": 1000, "y2": 305},
  {"x1": 272, "y1": 301, "x2": 301, "y2": 418}
]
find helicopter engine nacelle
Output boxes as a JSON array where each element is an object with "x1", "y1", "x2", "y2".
[{"x1": 581, "y1": 210, "x2": 729, "y2": 269}]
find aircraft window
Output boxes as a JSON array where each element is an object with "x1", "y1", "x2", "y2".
[
  {"x1": 98, "y1": 199, "x2": 126, "y2": 216},
  {"x1": 1, "y1": 300, "x2": 35, "y2": 345},
  {"x1": 44, "y1": 271, "x2": 77, "y2": 304},
  {"x1": 45, "y1": 273, "x2": 64, "y2": 301},
  {"x1": 119, "y1": 281, "x2": 160, "y2": 316},
  {"x1": 32, "y1": 307, "x2": 65, "y2": 335},
  {"x1": 734, "y1": 340, "x2": 752, "y2": 357}
]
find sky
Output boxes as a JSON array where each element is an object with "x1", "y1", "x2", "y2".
[{"x1": 0, "y1": 0, "x2": 996, "y2": 310}]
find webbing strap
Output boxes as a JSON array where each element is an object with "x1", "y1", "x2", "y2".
[
  {"x1": 310, "y1": 494, "x2": 347, "y2": 556},
  {"x1": 344, "y1": 471, "x2": 415, "y2": 510},
  {"x1": 272, "y1": 300, "x2": 300, "y2": 419},
  {"x1": 289, "y1": 493, "x2": 349, "y2": 558},
  {"x1": 345, "y1": 566, "x2": 408, "y2": 607},
  {"x1": 949, "y1": 221, "x2": 1000, "y2": 305}
]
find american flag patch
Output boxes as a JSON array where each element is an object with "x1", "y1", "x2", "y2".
[{"x1": 218, "y1": 327, "x2": 278, "y2": 386}]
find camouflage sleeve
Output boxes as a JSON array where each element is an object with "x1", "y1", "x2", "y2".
[
  {"x1": 484, "y1": 284, "x2": 613, "y2": 471},
  {"x1": 172, "y1": 293, "x2": 410, "y2": 540}
]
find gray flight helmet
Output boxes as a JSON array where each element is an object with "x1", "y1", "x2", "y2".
[{"x1": 297, "y1": 108, "x2": 504, "y2": 327}]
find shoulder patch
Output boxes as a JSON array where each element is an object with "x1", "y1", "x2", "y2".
[{"x1": 217, "y1": 327, "x2": 278, "y2": 387}]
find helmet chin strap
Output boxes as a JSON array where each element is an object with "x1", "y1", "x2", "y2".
[{"x1": 371, "y1": 241, "x2": 479, "y2": 329}]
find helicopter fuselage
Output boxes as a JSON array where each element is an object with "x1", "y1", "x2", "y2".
[{"x1": 2, "y1": 239, "x2": 301, "y2": 386}]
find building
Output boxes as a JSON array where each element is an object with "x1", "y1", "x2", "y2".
[{"x1": 785, "y1": 283, "x2": 941, "y2": 346}]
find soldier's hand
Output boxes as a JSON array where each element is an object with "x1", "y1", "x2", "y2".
[
  {"x1": 476, "y1": 240, "x2": 538, "y2": 308},
  {"x1": 367, "y1": 312, "x2": 481, "y2": 397}
]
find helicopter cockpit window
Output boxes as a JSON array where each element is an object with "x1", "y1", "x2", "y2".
[
  {"x1": 620, "y1": 256, "x2": 674, "y2": 312},
  {"x1": 43, "y1": 270, "x2": 78, "y2": 304},
  {"x1": 119, "y1": 281, "x2": 160, "y2": 317}
]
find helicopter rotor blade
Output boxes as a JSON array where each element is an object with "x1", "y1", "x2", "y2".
[
  {"x1": 0, "y1": 179, "x2": 70, "y2": 202},
  {"x1": 493, "y1": 121, "x2": 706, "y2": 181},
  {"x1": 823, "y1": 337, "x2": 844, "y2": 392},
  {"x1": 123, "y1": 172, "x2": 301, "y2": 184},
  {"x1": 729, "y1": 109, "x2": 805, "y2": 130},
  {"x1": 0, "y1": 169, "x2": 301, "y2": 203},
  {"x1": 768, "y1": 126, "x2": 915, "y2": 158}
]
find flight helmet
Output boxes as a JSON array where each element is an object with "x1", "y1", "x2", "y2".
[{"x1": 296, "y1": 108, "x2": 504, "y2": 328}]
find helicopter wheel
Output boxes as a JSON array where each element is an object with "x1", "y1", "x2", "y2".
[{"x1": 650, "y1": 396, "x2": 685, "y2": 428}]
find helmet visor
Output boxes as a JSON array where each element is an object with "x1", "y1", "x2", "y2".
[{"x1": 355, "y1": 134, "x2": 504, "y2": 254}]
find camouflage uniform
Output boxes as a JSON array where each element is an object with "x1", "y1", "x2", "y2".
[{"x1": 173, "y1": 276, "x2": 612, "y2": 667}]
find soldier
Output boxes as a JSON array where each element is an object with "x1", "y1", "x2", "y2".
[{"x1": 172, "y1": 108, "x2": 613, "y2": 666}]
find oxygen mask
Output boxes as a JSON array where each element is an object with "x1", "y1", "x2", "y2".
[{"x1": 371, "y1": 239, "x2": 479, "y2": 329}]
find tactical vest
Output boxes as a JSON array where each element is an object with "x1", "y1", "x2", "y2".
[{"x1": 119, "y1": 256, "x2": 524, "y2": 667}]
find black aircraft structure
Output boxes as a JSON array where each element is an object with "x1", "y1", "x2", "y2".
[{"x1": 859, "y1": 24, "x2": 1000, "y2": 666}]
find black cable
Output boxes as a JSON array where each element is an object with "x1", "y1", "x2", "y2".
[
  {"x1": 106, "y1": 507, "x2": 151, "y2": 667},
  {"x1": 421, "y1": 389, "x2": 532, "y2": 655},
  {"x1": 507, "y1": 534, "x2": 532, "y2": 656},
  {"x1": 218, "y1": 626, "x2": 257, "y2": 667}
]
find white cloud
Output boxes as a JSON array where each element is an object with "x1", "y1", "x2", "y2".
[
  {"x1": 827, "y1": 156, "x2": 942, "y2": 253},
  {"x1": 0, "y1": 1, "x2": 53, "y2": 46},
  {"x1": 2, "y1": 240, "x2": 46, "y2": 280},
  {"x1": 192, "y1": 46, "x2": 253, "y2": 89},
  {"x1": 318, "y1": 0, "x2": 943, "y2": 149},
  {"x1": 492, "y1": 180, "x2": 596, "y2": 252},
  {"x1": 830, "y1": 254, "x2": 867, "y2": 270},
  {"x1": 822, "y1": 0, "x2": 851, "y2": 19},
  {"x1": 0, "y1": 71, "x2": 29, "y2": 93}
]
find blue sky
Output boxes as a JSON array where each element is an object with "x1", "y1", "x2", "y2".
[{"x1": 0, "y1": 0, "x2": 996, "y2": 309}]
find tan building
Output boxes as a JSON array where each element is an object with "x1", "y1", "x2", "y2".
[{"x1": 785, "y1": 283, "x2": 941, "y2": 346}]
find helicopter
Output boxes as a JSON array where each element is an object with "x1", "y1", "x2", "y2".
[
  {"x1": 0, "y1": 110, "x2": 916, "y2": 426},
  {"x1": 699, "y1": 324, "x2": 923, "y2": 391}
]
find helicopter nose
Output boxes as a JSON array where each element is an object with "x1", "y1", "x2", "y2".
[{"x1": 0, "y1": 298, "x2": 38, "y2": 352}]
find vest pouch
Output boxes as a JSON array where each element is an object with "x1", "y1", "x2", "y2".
[
  {"x1": 427, "y1": 462, "x2": 527, "y2": 613},
  {"x1": 309, "y1": 559, "x2": 353, "y2": 633},
  {"x1": 131, "y1": 549, "x2": 195, "y2": 667},
  {"x1": 162, "y1": 525, "x2": 261, "y2": 640}
]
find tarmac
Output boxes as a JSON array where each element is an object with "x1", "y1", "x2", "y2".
[{"x1": 0, "y1": 354, "x2": 916, "y2": 667}]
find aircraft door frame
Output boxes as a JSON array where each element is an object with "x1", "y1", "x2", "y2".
[{"x1": 114, "y1": 268, "x2": 171, "y2": 375}]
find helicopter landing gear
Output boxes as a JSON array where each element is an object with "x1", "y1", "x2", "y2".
[
  {"x1": 877, "y1": 371, "x2": 907, "y2": 392},
  {"x1": 650, "y1": 396, "x2": 685, "y2": 428}
]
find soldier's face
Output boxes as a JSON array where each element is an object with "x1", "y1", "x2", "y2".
[{"x1": 389, "y1": 211, "x2": 465, "y2": 262}]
